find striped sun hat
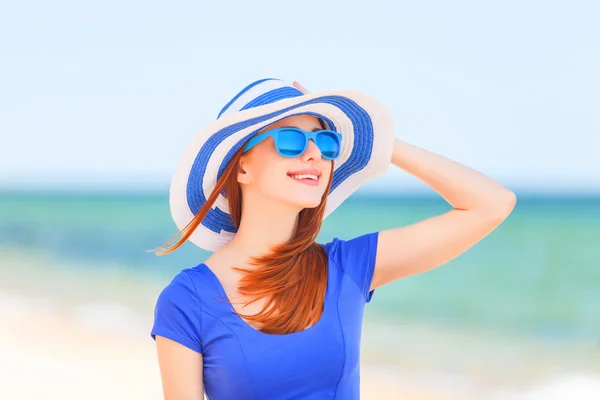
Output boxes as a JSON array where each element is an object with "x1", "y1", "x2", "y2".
[{"x1": 169, "y1": 78, "x2": 395, "y2": 251}]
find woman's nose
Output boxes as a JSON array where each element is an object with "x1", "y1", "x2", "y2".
[{"x1": 300, "y1": 139, "x2": 322, "y2": 162}]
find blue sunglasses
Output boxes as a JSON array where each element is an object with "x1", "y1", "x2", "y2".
[{"x1": 242, "y1": 127, "x2": 343, "y2": 160}]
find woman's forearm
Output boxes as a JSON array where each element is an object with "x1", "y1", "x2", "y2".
[{"x1": 391, "y1": 138, "x2": 516, "y2": 213}]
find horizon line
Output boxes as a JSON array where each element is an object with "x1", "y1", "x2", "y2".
[{"x1": 1, "y1": 186, "x2": 599, "y2": 199}]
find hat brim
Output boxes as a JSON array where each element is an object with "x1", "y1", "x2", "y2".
[{"x1": 169, "y1": 89, "x2": 394, "y2": 252}]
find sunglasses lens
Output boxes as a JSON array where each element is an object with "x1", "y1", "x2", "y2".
[
  {"x1": 277, "y1": 129, "x2": 306, "y2": 157},
  {"x1": 316, "y1": 132, "x2": 340, "y2": 159}
]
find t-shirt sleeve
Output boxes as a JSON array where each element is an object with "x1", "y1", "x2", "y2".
[
  {"x1": 328, "y1": 231, "x2": 379, "y2": 303},
  {"x1": 150, "y1": 270, "x2": 203, "y2": 353}
]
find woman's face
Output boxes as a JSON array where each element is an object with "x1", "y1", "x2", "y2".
[{"x1": 238, "y1": 114, "x2": 333, "y2": 210}]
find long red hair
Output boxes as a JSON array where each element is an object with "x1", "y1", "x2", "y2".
[{"x1": 152, "y1": 136, "x2": 334, "y2": 335}]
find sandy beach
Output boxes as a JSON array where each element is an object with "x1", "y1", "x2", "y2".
[{"x1": 0, "y1": 291, "x2": 456, "y2": 400}]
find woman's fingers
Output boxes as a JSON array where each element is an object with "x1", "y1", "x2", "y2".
[{"x1": 292, "y1": 81, "x2": 309, "y2": 94}]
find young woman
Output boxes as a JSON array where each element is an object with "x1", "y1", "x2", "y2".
[{"x1": 150, "y1": 78, "x2": 516, "y2": 399}]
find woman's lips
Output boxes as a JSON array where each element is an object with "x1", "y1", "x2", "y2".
[{"x1": 287, "y1": 169, "x2": 321, "y2": 187}]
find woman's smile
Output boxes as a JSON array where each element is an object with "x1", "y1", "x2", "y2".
[{"x1": 287, "y1": 168, "x2": 321, "y2": 186}]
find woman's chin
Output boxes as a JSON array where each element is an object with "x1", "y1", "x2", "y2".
[
  {"x1": 289, "y1": 194, "x2": 325, "y2": 210},
  {"x1": 275, "y1": 182, "x2": 327, "y2": 210}
]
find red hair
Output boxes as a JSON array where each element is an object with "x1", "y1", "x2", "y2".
[{"x1": 152, "y1": 144, "x2": 334, "y2": 335}]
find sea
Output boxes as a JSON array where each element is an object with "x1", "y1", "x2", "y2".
[{"x1": 1, "y1": 190, "x2": 599, "y2": 398}]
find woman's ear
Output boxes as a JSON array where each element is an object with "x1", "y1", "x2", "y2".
[{"x1": 237, "y1": 157, "x2": 252, "y2": 185}]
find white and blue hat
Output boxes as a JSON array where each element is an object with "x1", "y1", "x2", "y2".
[{"x1": 170, "y1": 78, "x2": 395, "y2": 251}]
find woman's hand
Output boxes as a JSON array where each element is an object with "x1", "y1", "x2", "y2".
[{"x1": 293, "y1": 81, "x2": 310, "y2": 94}]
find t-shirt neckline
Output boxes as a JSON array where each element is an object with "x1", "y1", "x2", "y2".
[{"x1": 199, "y1": 262, "x2": 331, "y2": 337}]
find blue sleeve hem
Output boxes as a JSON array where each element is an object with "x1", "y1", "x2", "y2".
[
  {"x1": 337, "y1": 231, "x2": 379, "y2": 304},
  {"x1": 151, "y1": 327, "x2": 203, "y2": 354}
]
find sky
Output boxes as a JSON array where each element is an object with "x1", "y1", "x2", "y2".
[{"x1": 1, "y1": 1, "x2": 598, "y2": 194}]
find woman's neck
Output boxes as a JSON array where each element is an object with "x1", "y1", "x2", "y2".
[{"x1": 222, "y1": 200, "x2": 300, "y2": 263}]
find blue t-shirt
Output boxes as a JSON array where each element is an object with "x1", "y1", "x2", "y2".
[{"x1": 151, "y1": 231, "x2": 379, "y2": 399}]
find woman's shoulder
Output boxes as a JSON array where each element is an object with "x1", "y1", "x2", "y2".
[
  {"x1": 320, "y1": 231, "x2": 379, "y2": 261},
  {"x1": 155, "y1": 263, "x2": 212, "y2": 302}
]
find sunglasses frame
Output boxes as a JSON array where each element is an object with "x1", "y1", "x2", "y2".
[{"x1": 242, "y1": 127, "x2": 343, "y2": 160}]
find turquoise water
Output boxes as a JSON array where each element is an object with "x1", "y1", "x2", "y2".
[{"x1": 1, "y1": 190, "x2": 598, "y2": 346}]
